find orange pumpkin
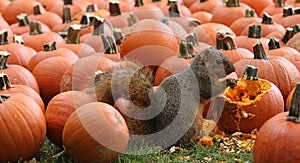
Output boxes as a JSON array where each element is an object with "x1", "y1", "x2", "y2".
[
  {"x1": 189, "y1": 0, "x2": 223, "y2": 14},
  {"x1": 259, "y1": 0, "x2": 285, "y2": 17}
]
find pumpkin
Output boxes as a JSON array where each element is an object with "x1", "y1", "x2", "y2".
[
  {"x1": 185, "y1": 32, "x2": 212, "y2": 53},
  {"x1": 189, "y1": 0, "x2": 223, "y2": 14},
  {"x1": 0, "y1": 0, "x2": 9, "y2": 12},
  {"x1": 73, "y1": 3, "x2": 110, "y2": 20},
  {"x1": 62, "y1": 102, "x2": 129, "y2": 163},
  {"x1": 266, "y1": 26, "x2": 296, "y2": 45},
  {"x1": 286, "y1": 86, "x2": 295, "y2": 111},
  {"x1": 215, "y1": 65, "x2": 284, "y2": 133},
  {"x1": 286, "y1": 0, "x2": 300, "y2": 7},
  {"x1": 106, "y1": 1, "x2": 131, "y2": 29},
  {"x1": 0, "y1": 15, "x2": 13, "y2": 40},
  {"x1": 50, "y1": 0, "x2": 83, "y2": 18},
  {"x1": 211, "y1": 0, "x2": 252, "y2": 27},
  {"x1": 271, "y1": 6, "x2": 294, "y2": 23},
  {"x1": 35, "y1": 0, "x2": 63, "y2": 11},
  {"x1": 132, "y1": 0, "x2": 165, "y2": 20},
  {"x1": 45, "y1": 91, "x2": 95, "y2": 148},
  {"x1": 0, "y1": 93, "x2": 46, "y2": 162},
  {"x1": 286, "y1": 25, "x2": 300, "y2": 53},
  {"x1": 51, "y1": 6, "x2": 78, "y2": 34},
  {"x1": 160, "y1": 18, "x2": 188, "y2": 40},
  {"x1": 234, "y1": 42, "x2": 300, "y2": 102},
  {"x1": 259, "y1": 0, "x2": 285, "y2": 17},
  {"x1": 0, "y1": 51, "x2": 40, "y2": 93},
  {"x1": 240, "y1": 0, "x2": 273, "y2": 15},
  {"x1": 277, "y1": 7, "x2": 300, "y2": 28},
  {"x1": 253, "y1": 82, "x2": 300, "y2": 163},
  {"x1": 191, "y1": 11, "x2": 213, "y2": 24},
  {"x1": 27, "y1": 41, "x2": 79, "y2": 72},
  {"x1": 99, "y1": 35, "x2": 121, "y2": 62}
]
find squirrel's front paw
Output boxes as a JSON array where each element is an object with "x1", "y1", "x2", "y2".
[{"x1": 225, "y1": 78, "x2": 238, "y2": 89}]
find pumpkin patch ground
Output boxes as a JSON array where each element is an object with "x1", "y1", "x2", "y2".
[{"x1": 3, "y1": 0, "x2": 300, "y2": 162}]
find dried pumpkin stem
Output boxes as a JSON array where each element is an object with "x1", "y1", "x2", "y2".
[
  {"x1": 80, "y1": 14, "x2": 94, "y2": 25},
  {"x1": 152, "y1": 0, "x2": 161, "y2": 2},
  {"x1": 0, "y1": 73, "x2": 13, "y2": 90},
  {"x1": 109, "y1": 1, "x2": 121, "y2": 16},
  {"x1": 268, "y1": 37, "x2": 281, "y2": 50},
  {"x1": 248, "y1": 24, "x2": 262, "y2": 38},
  {"x1": 186, "y1": 32, "x2": 199, "y2": 46},
  {"x1": 245, "y1": 9, "x2": 255, "y2": 17},
  {"x1": 66, "y1": 24, "x2": 81, "y2": 44},
  {"x1": 92, "y1": 17, "x2": 105, "y2": 35},
  {"x1": 168, "y1": 0, "x2": 178, "y2": 6},
  {"x1": 0, "y1": 51, "x2": 9, "y2": 70},
  {"x1": 29, "y1": 21, "x2": 43, "y2": 35},
  {"x1": 200, "y1": 0, "x2": 208, "y2": 2},
  {"x1": 287, "y1": 83, "x2": 300, "y2": 122},
  {"x1": 178, "y1": 42, "x2": 194, "y2": 59},
  {"x1": 127, "y1": 12, "x2": 139, "y2": 26},
  {"x1": 293, "y1": 24, "x2": 300, "y2": 34},
  {"x1": 101, "y1": 35, "x2": 118, "y2": 54},
  {"x1": 64, "y1": 0, "x2": 73, "y2": 5},
  {"x1": 17, "y1": 13, "x2": 29, "y2": 26},
  {"x1": 253, "y1": 42, "x2": 269, "y2": 60},
  {"x1": 275, "y1": 0, "x2": 285, "y2": 7},
  {"x1": 62, "y1": 7, "x2": 72, "y2": 24},
  {"x1": 226, "y1": 0, "x2": 240, "y2": 7},
  {"x1": 13, "y1": 35, "x2": 24, "y2": 45},
  {"x1": 262, "y1": 12, "x2": 273, "y2": 24},
  {"x1": 295, "y1": 8, "x2": 300, "y2": 14},
  {"x1": 188, "y1": 18, "x2": 201, "y2": 27},
  {"x1": 283, "y1": 6, "x2": 294, "y2": 17},
  {"x1": 169, "y1": 2, "x2": 181, "y2": 17},
  {"x1": 0, "y1": 30, "x2": 9, "y2": 45},
  {"x1": 43, "y1": 42, "x2": 57, "y2": 51},
  {"x1": 86, "y1": 4, "x2": 98, "y2": 12},
  {"x1": 295, "y1": 0, "x2": 300, "y2": 2},
  {"x1": 135, "y1": 0, "x2": 144, "y2": 7},
  {"x1": 33, "y1": 4, "x2": 43, "y2": 15},
  {"x1": 216, "y1": 31, "x2": 237, "y2": 50},
  {"x1": 242, "y1": 65, "x2": 259, "y2": 80},
  {"x1": 113, "y1": 28, "x2": 123, "y2": 45},
  {"x1": 281, "y1": 27, "x2": 294, "y2": 44},
  {"x1": 0, "y1": 94, "x2": 11, "y2": 103},
  {"x1": 160, "y1": 17, "x2": 169, "y2": 25}
]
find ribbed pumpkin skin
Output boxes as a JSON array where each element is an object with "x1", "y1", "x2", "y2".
[
  {"x1": 253, "y1": 112, "x2": 300, "y2": 163},
  {"x1": 0, "y1": 93, "x2": 46, "y2": 162},
  {"x1": 62, "y1": 102, "x2": 129, "y2": 163},
  {"x1": 45, "y1": 91, "x2": 95, "y2": 148}
]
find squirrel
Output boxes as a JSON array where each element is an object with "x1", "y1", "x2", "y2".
[{"x1": 85, "y1": 47, "x2": 237, "y2": 148}]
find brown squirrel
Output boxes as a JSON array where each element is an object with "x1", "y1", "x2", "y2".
[{"x1": 86, "y1": 47, "x2": 237, "y2": 148}]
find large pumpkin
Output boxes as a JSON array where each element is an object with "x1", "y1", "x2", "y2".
[{"x1": 62, "y1": 102, "x2": 129, "y2": 163}]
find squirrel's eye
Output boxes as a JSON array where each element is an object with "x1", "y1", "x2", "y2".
[{"x1": 216, "y1": 59, "x2": 223, "y2": 64}]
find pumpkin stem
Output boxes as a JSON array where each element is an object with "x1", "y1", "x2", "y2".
[
  {"x1": 293, "y1": 24, "x2": 300, "y2": 34},
  {"x1": 43, "y1": 42, "x2": 57, "y2": 51},
  {"x1": 169, "y1": 1, "x2": 181, "y2": 17},
  {"x1": 16, "y1": 13, "x2": 29, "y2": 26},
  {"x1": 62, "y1": 6, "x2": 72, "y2": 24},
  {"x1": 127, "y1": 12, "x2": 139, "y2": 26},
  {"x1": 283, "y1": 6, "x2": 294, "y2": 17},
  {"x1": 262, "y1": 12, "x2": 273, "y2": 24},
  {"x1": 86, "y1": 4, "x2": 98, "y2": 12},
  {"x1": 66, "y1": 24, "x2": 81, "y2": 44},
  {"x1": 287, "y1": 83, "x2": 300, "y2": 122},
  {"x1": 188, "y1": 18, "x2": 202, "y2": 27},
  {"x1": 113, "y1": 28, "x2": 123, "y2": 45},
  {"x1": 80, "y1": 14, "x2": 95, "y2": 26},
  {"x1": 0, "y1": 30, "x2": 9, "y2": 45},
  {"x1": 33, "y1": 3, "x2": 43, "y2": 15},
  {"x1": 248, "y1": 24, "x2": 262, "y2": 38},
  {"x1": 0, "y1": 51, "x2": 9, "y2": 70},
  {"x1": 0, "y1": 73, "x2": 13, "y2": 90},
  {"x1": 295, "y1": 0, "x2": 300, "y2": 2},
  {"x1": 294, "y1": 7, "x2": 300, "y2": 14},
  {"x1": 13, "y1": 35, "x2": 24, "y2": 45},
  {"x1": 160, "y1": 17, "x2": 169, "y2": 25},
  {"x1": 109, "y1": 1, "x2": 121, "y2": 16},
  {"x1": 0, "y1": 94, "x2": 11, "y2": 103},
  {"x1": 168, "y1": 0, "x2": 178, "y2": 6},
  {"x1": 268, "y1": 37, "x2": 281, "y2": 50},
  {"x1": 245, "y1": 8, "x2": 255, "y2": 18},
  {"x1": 226, "y1": 0, "x2": 240, "y2": 7},
  {"x1": 101, "y1": 35, "x2": 118, "y2": 54},
  {"x1": 152, "y1": 0, "x2": 161, "y2": 2},
  {"x1": 64, "y1": 0, "x2": 73, "y2": 5},
  {"x1": 253, "y1": 42, "x2": 269, "y2": 60},
  {"x1": 200, "y1": 0, "x2": 208, "y2": 2},
  {"x1": 186, "y1": 32, "x2": 199, "y2": 46},
  {"x1": 29, "y1": 21, "x2": 43, "y2": 35},
  {"x1": 281, "y1": 27, "x2": 294, "y2": 44},
  {"x1": 242, "y1": 65, "x2": 259, "y2": 80},
  {"x1": 216, "y1": 31, "x2": 237, "y2": 50},
  {"x1": 92, "y1": 16, "x2": 105, "y2": 35},
  {"x1": 178, "y1": 42, "x2": 194, "y2": 59},
  {"x1": 275, "y1": 0, "x2": 285, "y2": 7},
  {"x1": 135, "y1": 0, "x2": 144, "y2": 7}
]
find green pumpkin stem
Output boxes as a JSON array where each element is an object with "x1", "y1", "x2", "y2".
[
  {"x1": 287, "y1": 83, "x2": 300, "y2": 122},
  {"x1": 66, "y1": 24, "x2": 81, "y2": 44},
  {"x1": 186, "y1": 32, "x2": 199, "y2": 46},
  {"x1": 86, "y1": 4, "x2": 98, "y2": 12},
  {"x1": 127, "y1": 12, "x2": 139, "y2": 26},
  {"x1": 242, "y1": 65, "x2": 259, "y2": 80},
  {"x1": 226, "y1": 0, "x2": 240, "y2": 7},
  {"x1": 113, "y1": 28, "x2": 123, "y2": 45},
  {"x1": 13, "y1": 35, "x2": 24, "y2": 45},
  {"x1": 245, "y1": 9, "x2": 256, "y2": 18},
  {"x1": 282, "y1": 27, "x2": 294, "y2": 44},
  {"x1": 262, "y1": 12, "x2": 273, "y2": 24},
  {"x1": 169, "y1": 1, "x2": 181, "y2": 17},
  {"x1": 0, "y1": 51, "x2": 9, "y2": 70},
  {"x1": 0, "y1": 73, "x2": 13, "y2": 90},
  {"x1": 33, "y1": 4, "x2": 43, "y2": 15},
  {"x1": 43, "y1": 42, "x2": 57, "y2": 51},
  {"x1": 92, "y1": 17, "x2": 105, "y2": 35},
  {"x1": 178, "y1": 42, "x2": 194, "y2": 59},
  {"x1": 248, "y1": 24, "x2": 262, "y2": 38},
  {"x1": 268, "y1": 37, "x2": 281, "y2": 50},
  {"x1": 253, "y1": 42, "x2": 269, "y2": 60},
  {"x1": 283, "y1": 6, "x2": 294, "y2": 17},
  {"x1": 101, "y1": 35, "x2": 118, "y2": 54},
  {"x1": 135, "y1": 0, "x2": 144, "y2": 7},
  {"x1": 275, "y1": 0, "x2": 285, "y2": 7},
  {"x1": 216, "y1": 31, "x2": 237, "y2": 50},
  {"x1": 0, "y1": 30, "x2": 9, "y2": 45},
  {"x1": 109, "y1": 1, "x2": 121, "y2": 16},
  {"x1": 29, "y1": 21, "x2": 43, "y2": 35},
  {"x1": 64, "y1": 0, "x2": 73, "y2": 5},
  {"x1": 16, "y1": 13, "x2": 29, "y2": 26}
]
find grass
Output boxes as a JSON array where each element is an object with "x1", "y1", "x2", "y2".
[{"x1": 30, "y1": 137, "x2": 253, "y2": 163}]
